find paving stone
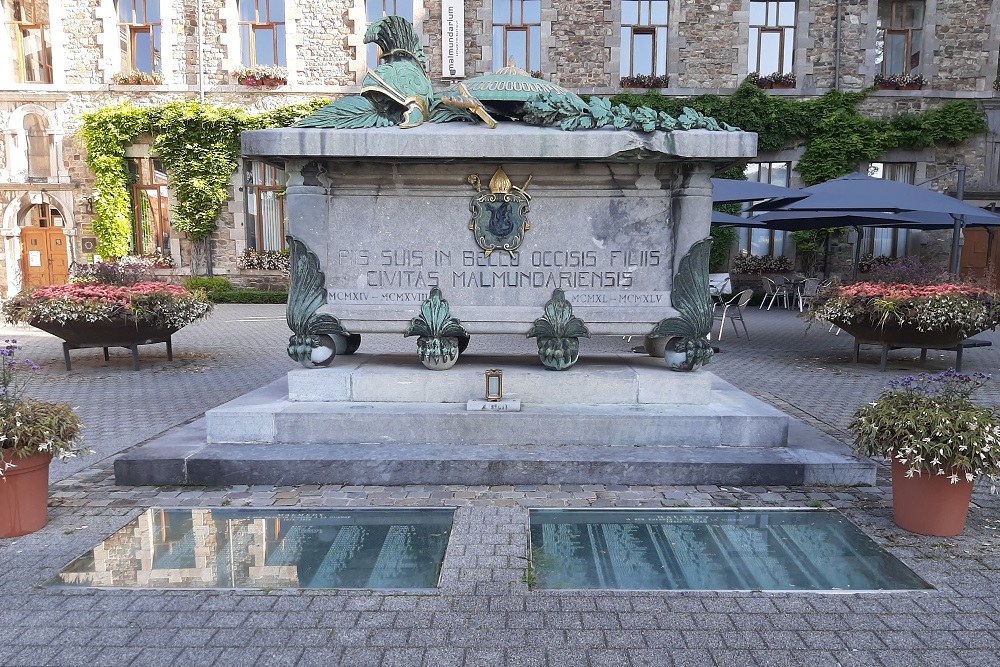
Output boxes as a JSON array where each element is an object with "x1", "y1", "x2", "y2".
[{"x1": 4, "y1": 307, "x2": 1000, "y2": 665}]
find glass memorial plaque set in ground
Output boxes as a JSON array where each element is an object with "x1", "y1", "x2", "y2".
[{"x1": 55, "y1": 508, "x2": 928, "y2": 592}]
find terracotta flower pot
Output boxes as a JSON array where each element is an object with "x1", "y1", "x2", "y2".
[
  {"x1": 0, "y1": 451, "x2": 53, "y2": 538},
  {"x1": 891, "y1": 460, "x2": 974, "y2": 536}
]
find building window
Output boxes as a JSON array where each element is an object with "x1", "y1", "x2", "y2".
[
  {"x1": 739, "y1": 162, "x2": 791, "y2": 257},
  {"x1": 876, "y1": 0, "x2": 923, "y2": 75},
  {"x1": 492, "y1": 0, "x2": 541, "y2": 73},
  {"x1": 118, "y1": 0, "x2": 161, "y2": 74},
  {"x1": 245, "y1": 161, "x2": 285, "y2": 252},
  {"x1": 8, "y1": 0, "x2": 52, "y2": 83},
  {"x1": 239, "y1": 0, "x2": 285, "y2": 66},
  {"x1": 748, "y1": 0, "x2": 795, "y2": 76},
  {"x1": 366, "y1": 0, "x2": 413, "y2": 68},
  {"x1": 620, "y1": 1, "x2": 668, "y2": 78},
  {"x1": 128, "y1": 158, "x2": 171, "y2": 257},
  {"x1": 864, "y1": 162, "x2": 915, "y2": 258},
  {"x1": 24, "y1": 112, "x2": 52, "y2": 181}
]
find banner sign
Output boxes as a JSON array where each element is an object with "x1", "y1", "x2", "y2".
[{"x1": 441, "y1": 0, "x2": 465, "y2": 78}]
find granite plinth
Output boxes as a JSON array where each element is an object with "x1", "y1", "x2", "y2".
[
  {"x1": 208, "y1": 355, "x2": 777, "y2": 448},
  {"x1": 242, "y1": 125, "x2": 758, "y2": 161},
  {"x1": 285, "y1": 353, "x2": 712, "y2": 404},
  {"x1": 114, "y1": 375, "x2": 875, "y2": 487},
  {"x1": 245, "y1": 123, "x2": 749, "y2": 339}
]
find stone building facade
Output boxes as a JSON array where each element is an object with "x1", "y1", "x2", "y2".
[{"x1": 2, "y1": 0, "x2": 1000, "y2": 297}]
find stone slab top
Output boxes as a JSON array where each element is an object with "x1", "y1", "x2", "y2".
[{"x1": 242, "y1": 124, "x2": 758, "y2": 162}]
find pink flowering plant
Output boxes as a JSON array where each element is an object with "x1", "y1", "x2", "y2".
[
  {"x1": 851, "y1": 370, "x2": 1000, "y2": 489},
  {"x1": 810, "y1": 281, "x2": 1000, "y2": 337},
  {"x1": 235, "y1": 65, "x2": 288, "y2": 87},
  {"x1": 1, "y1": 340, "x2": 88, "y2": 477},
  {"x1": 2, "y1": 282, "x2": 212, "y2": 330}
]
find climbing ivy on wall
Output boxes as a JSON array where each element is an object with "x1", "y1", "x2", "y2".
[
  {"x1": 612, "y1": 81, "x2": 987, "y2": 186},
  {"x1": 81, "y1": 99, "x2": 327, "y2": 258}
]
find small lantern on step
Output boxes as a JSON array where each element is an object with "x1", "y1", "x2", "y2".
[{"x1": 485, "y1": 369, "x2": 503, "y2": 402}]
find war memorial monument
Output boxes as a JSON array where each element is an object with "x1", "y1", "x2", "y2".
[{"x1": 116, "y1": 18, "x2": 874, "y2": 488}]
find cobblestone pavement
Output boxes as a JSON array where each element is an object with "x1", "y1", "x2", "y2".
[{"x1": 2, "y1": 305, "x2": 999, "y2": 667}]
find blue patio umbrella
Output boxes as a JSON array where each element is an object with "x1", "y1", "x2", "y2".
[
  {"x1": 711, "y1": 178, "x2": 806, "y2": 207},
  {"x1": 755, "y1": 173, "x2": 1000, "y2": 272},
  {"x1": 711, "y1": 210, "x2": 765, "y2": 227},
  {"x1": 750, "y1": 206, "x2": 1000, "y2": 279},
  {"x1": 756, "y1": 173, "x2": 993, "y2": 218}
]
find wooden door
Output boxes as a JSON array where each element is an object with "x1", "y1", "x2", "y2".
[
  {"x1": 960, "y1": 228, "x2": 1000, "y2": 290},
  {"x1": 21, "y1": 226, "x2": 69, "y2": 289}
]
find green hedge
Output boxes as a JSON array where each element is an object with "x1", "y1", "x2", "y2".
[
  {"x1": 212, "y1": 289, "x2": 288, "y2": 304},
  {"x1": 182, "y1": 277, "x2": 287, "y2": 303}
]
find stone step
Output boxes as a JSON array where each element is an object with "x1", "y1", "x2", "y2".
[
  {"x1": 286, "y1": 353, "x2": 711, "y2": 405},
  {"x1": 114, "y1": 419, "x2": 874, "y2": 487},
  {"x1": 207, "y1": 374, "x2": 788, "y2": 448}
]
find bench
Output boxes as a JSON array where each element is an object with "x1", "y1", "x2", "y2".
[{"x1": 852, "y1": 337, "x2": 992, "y2": 372}]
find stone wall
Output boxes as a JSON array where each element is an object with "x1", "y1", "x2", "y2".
[
  {"x1": 932, "y1": 0, "x2": 993, "y2": 91},
  {"x1": 60, "y1": 0, "x2": 104, "y2": 85},
  {"x1": 675, "y1": 1, "x2": 742, "y2": 88},
  {"x1": 292, "y1": 0, "x2": 354, "y2": 86},
  {"x1": 549, "y1": 0, "x2": 612, "y2": 88}
]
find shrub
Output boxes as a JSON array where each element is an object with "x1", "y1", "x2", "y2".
[
  {"x1": 809, "y1": 281, "x2": 1000, "y2": 336},
  {"x1": 212, "y1": 289, "x2": 288, "y2": 304},
  {"x1": 182, "y1": 277, "x2": 286, "y2": 304},
  {"x1": 237, "y1": 249, "x2": 290, "y2": 273},
  {"x1": 3, "y1": 283, "x2": 212, "y2": 330},
  {"x1": 731, "y1": 252, "x2": 793, "y2": 275},
  {"x1": 183, "y1": 277, "x2": 234, "y2": 294},
  {"x1": 1, "y1": 340, "x2": 89, "y2": 476},
  {"x1": 862, "y1": 256, "x2": 949, "y2": 285},
  {"x1": 851, "y1": 370, "x2": 1000, "y2": 489}
]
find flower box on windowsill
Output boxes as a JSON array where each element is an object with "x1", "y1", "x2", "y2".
[
  {"x1": 238, "y1": 77, "x2": 288, "y2": 88},
  {"x1": 234, "y1": 65, "x2": 288, "y2": 89},
  {"x1": 111, "y1": 71, "x2": 163, "y2": 85},
  {"x1": 874, "y1": 74, "x2": 926, "y2": 91},
  {"x1": 619, "y1": 75, "x2": 669, "y2": 89},
  {"x1": 748, "y1": 72, "x2": 795, "y2": 90}
]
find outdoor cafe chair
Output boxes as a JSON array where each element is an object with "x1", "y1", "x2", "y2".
[
  {"x1": 709, "y1": 275, "x2": 731, "y2": 305},
  {"x1": 761, "y1": 276, "x2": 790, "y2": 310},
  {"x1": 796, "y1": 278, "x2": 821, "y2": 312},
  {"x1": 714, "y1": 289, "x2": 753, "y2": 341}
]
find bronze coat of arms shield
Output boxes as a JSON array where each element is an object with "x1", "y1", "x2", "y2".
[{"x1": 468, "y1": 168, "x2": 531, "y2": 257}]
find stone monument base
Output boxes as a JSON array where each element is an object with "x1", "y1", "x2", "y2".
[{"x1": 115, "y1": 354, "x2": 875, "y2": 487}]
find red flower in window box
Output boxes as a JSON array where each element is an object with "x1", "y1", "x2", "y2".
[{"x1": 235, "y1": 65, "x2": 288, "y2": 88}]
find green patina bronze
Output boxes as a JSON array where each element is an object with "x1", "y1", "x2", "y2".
[
  {"x1": 295, "y1": 17, "x2": 737, "y2": 133},
  {"x1": 526, "y1": 289, "x2": 590, "y2": 371},
  {"x1": 285, "y1": 236, "x2": 352, "y2": 367},
  {"x1": 648, "y1": 238, "x2": 715, "y2": 371},
  {"x1": 404, "y1": 287, "x2": 470, "y2": 370},
  {"x1": 521, "y1": 94, "x2": 738, "y2": 133},
  {"x1": 297, "y1": 16, "x2": 433, "y2": 129}
]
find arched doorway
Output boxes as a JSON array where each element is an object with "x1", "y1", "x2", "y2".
[{"x1": 20, "y1": 202, "x2": 69, "y2": 288}]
